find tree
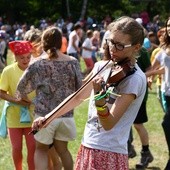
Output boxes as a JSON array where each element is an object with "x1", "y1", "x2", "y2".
[
  {"x1": 66, "y1": 0, "x2": 71, "y2": 18},
  {"x1": 0, "y1": 0, "x2": 169, "y2": 25},
  {"x1": 80, "y1": 0, "x2": 88, "y2": 20}
]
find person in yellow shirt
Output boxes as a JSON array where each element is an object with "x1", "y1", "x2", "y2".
[{"x1": 0, "y1": 40, "x2": 35, "y2": 170}]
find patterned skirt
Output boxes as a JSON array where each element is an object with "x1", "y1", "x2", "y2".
[{"x1": 74, "y1": 145, "x2": 129, "y2": 170}]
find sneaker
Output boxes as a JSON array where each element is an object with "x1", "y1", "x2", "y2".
[
  {"x1": 128, "y1": 144, "x2": 137, "y2": 159},
  {"x1": 136, "y1": 150, "x2": 154, "y2": 169},
  {"x1": 164, "y1": 159, "x2": 170, "y2": 170}
]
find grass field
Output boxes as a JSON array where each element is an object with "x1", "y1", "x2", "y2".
[{"x1": 0, "y1": 54, "x2": 168, "y2": 169}]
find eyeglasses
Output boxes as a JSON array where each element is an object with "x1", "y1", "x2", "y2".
[{"x1": 106, "y1": 39, "x2": 132, "y2": 51}]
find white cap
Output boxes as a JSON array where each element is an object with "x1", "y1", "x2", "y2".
[{"x1": 136, "y1": 18, "x2": 143, "y2": 25}]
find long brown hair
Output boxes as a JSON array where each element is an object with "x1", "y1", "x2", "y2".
[{"x1": 162, "y1": 17, "x2": 170, "y2": 48}]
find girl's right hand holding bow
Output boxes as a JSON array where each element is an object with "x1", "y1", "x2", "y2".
[{"x1": 32, "y1": 116, "x2": 46, "y2": 131}]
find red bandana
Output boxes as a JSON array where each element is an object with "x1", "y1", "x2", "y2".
[{"x1": 9, "y1": 41, "x2": 32, "y2": 55}]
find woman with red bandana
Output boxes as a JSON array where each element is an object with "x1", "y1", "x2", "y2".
[{"x1": 0, "y1": 41, "x2": 35, "y2": 170}]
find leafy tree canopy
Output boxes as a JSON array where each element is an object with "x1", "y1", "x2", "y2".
[{"x1": 0, "y1": 0, "x2": 169, "y2": 26}]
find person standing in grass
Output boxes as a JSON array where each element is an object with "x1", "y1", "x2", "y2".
[
  {"x1": 128, "y1": 47, "x2": 154, "y2": 169},
  {"x1": 24, "y1": 27, "x2": 62, "y2": 170},
  {"x1": 82, "y1": 29, "x2": 96, "y2": 75},
  {"x1": 91, "y1": 30, "x2": 101, "y2": 63},
  {"x1": 74, "y1": 16, "x2": 146, "y2": 169},
  {"x1": 150, "y1": 27, "x2": 165, "y2": 110},
  {"x1": 67, "y1": 23, "x2": 82, "y2": 61},
  {"x1": 150, "y1": 17, "x2": 170, "y2": 170},
  {"x1": 0, "y1": 40, "x2": 35, "y2": 170},
  {"x1": 16, "y1": 26, "x2": 82, "y2": 170}
]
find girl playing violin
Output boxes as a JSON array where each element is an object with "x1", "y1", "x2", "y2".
[{"x1": 75, "y1": 16, "x2": 147, "y2": 169}]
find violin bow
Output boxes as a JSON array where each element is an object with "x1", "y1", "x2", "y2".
[{"x1": 30, "y1": 59, "x2": 113, "y2": 134}]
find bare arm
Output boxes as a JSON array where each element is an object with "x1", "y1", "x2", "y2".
[
  {"x1": 151, "y1": 57, "x2": 161, "y2": 70},
  {"x1": 0, "y1": 89, "x2": 31, "y2": 106},
  {"x1": 97, "y1": 93, "x2": 135, "y2": 130},
  {"x1": 145, "y1": 66, "x2": 164, "y2": 77},
  {"x1": 145, "y1": 56, "x2": 162, "y2": 83},
  {"x1": 93, "y1": 75, "x2": 136, "y2": 130}
]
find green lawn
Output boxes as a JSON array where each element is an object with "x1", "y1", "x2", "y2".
[
  {"x1": 0, "y1": 86, "x2": 167, "y2": 170},
  {"x1": 0, "y1": 53, "x2": 168, "y2": 169},
  {"x1": 129, "y1": 89, "x2": 167, "y2": 170}
]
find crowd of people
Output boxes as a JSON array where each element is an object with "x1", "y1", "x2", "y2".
[{"x1": 0, "y1": 13, "x2": 170, "y2": 170}]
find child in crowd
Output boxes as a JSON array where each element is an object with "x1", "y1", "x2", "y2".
[
  {"x1": 24, "y1": 27, "x2": 62, "y2": 170},
  {"x1": 91, "y1": 30, "x2": 100, "y2": 63},
  {"x1": 0, "y1": 40, "x2": 35, "y2": 170},
  {"x1": 150, "y1": 17, "x2": 170, "y2": 170},
  {"x1": 75, "y1": 16, "x2": 146, "y2": 169},
  {"x1": 82, "y1": 29, "x2": 96, "y2": 75},
  {"x1": 16, "y1": 26, "x2": 82, "y2": 170}
]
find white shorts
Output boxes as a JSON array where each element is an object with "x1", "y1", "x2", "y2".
[{"x1": 34, "y1": 115, "x2": 76, "y2": 145}]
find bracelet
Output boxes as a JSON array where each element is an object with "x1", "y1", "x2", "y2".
[
  {"x1": 97, "y1": 111, "x2": 110, "y2": 119},
  {"x1": 96, "y1": 105, "x2": 107, "y2": 112}
]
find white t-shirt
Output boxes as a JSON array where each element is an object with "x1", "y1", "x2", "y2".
[
  {"x1": 156, "y1": 49, "x2": 170, "y2": 95},
  {"x1": 81, "y1": 60, "x2": 146, "y2": 154},
  {"x1": 82, "y1": 38, "x2": 92, "y2": 58},
  {"x1": 155, "y1": 49, "x2": 166, "y2": 93},
  {"x1": 67, "y1": 30, "x2": 79, "y2": 54}
]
